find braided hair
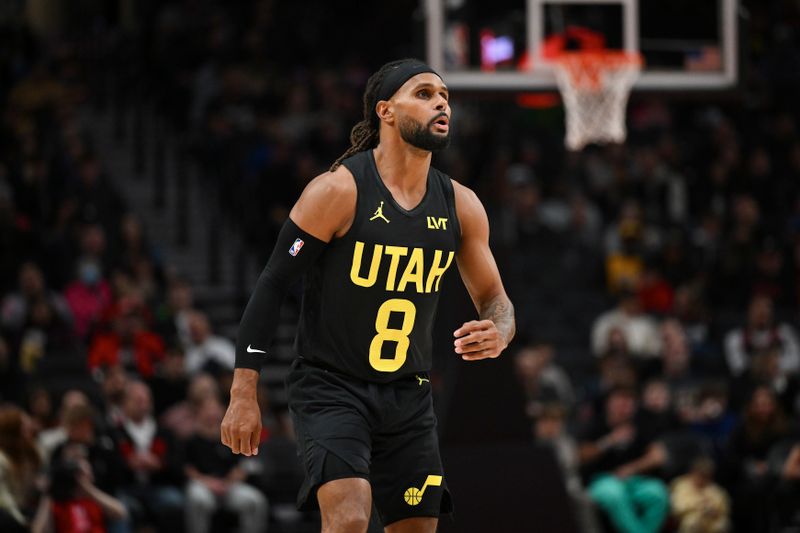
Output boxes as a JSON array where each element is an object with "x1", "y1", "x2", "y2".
[{"x1": 329, "y1": 59, "x2": 420, "y2": 172}]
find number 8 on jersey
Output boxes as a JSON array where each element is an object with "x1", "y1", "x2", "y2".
[{"x1": 369, "y1": 299, "x2": 417, "y2": 372}]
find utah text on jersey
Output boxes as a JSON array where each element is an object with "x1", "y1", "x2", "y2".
[{"x1": 350, "y1": 241, "x2": 454, "y2": 293}]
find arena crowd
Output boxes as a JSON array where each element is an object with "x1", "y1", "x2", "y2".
[{"x1": 1, "y1": 1, "x2": 800, "y2": 532}]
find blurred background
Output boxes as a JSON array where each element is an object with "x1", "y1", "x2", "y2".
[{"x1": 1, "y1": 0, "x2": 799, "y2": 532}]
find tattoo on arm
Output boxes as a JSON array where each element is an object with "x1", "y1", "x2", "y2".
[{"x1": 480, "y1": 295, "x2": 515, "y2": 347}]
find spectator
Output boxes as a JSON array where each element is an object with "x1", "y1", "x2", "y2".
[
  {"x1": 32, "y1": 441, "x2": 128, "y2": 533},
  {"x1": 636, "y1": 262, "x2": 674, "y2": 316},
  {"x1": 253, "y1": 406, "x2": 304, "y2": 507},
  {"x1": 605, "y1": 220, "x2": 645, "y2": 293},
  {"x1": 579, "y1": 386, "x2": 669, "y2": 533},
  {"x1": 87, "y1": 298, "x2": 165, "y2": 378},
  {"x1": 670, "y1": 458, "x2": 730, "y2": 533},
  {"x1": 72, "y1": 154, "x2": 126, "y2": 231},
  {"x1": 658, "y1": 229, "x2": 694, "y2": 289},
  {"x1": 687, "y1": 385, "x2": 738, "y2": 461},
  {"x1": 513, "y1": 343, "x2": 575, "y2": 419},
  {"x1": 127, "y1": 257, "x2": 160, "y2": 310},
  {"x1": 0, "y1": 183, "x2": 29, "y2": 297},
  {"x1": 38, "y1": 389, "x2": 91, "y2": 462},
  {"x1": 148, "y1": 345, "x2": 190, "y2": 417},
  {"x1": 184, "y1": 311, "x2": 235, "y2": 375},
  {"x1": 184, "y1": 397, "x2": 267, "y2": 533},
  {"x1": 160, "y1": 373, "x2": 219, "y2": 440},
  {"x1": 672, "y1": 283, "x2": 716, "y2": 362},
  {"x1": 153, "y1": 279, "x2": 196, "y2": 350},
  {"x1": 638, "y1": 379, "x2": 680, "y2": 441},
  {"x1": 660, "y1": 319, "x2": 703, "y2": 418},
  {"x1": 535, "y1": 404, "x2": 599, "y2": 533},
  {"x1": 661, "y1": 319, "x2": 691, "y2": 381},
  {"x1": 0, "y1": 405, "x2": 41, "y2": 531},
  {"x1": 1, "y1": 262, "x2": 73, "y2": 338},
  {"x1": 51, "y1": 404, "x2": 127, "y2": 500},
  {"x1": 26, "y1": 385, "x2": 55, "y2": 434},
  {"x1": 0, "y1": 335, "x2": 14, "y2": 402},
  {"x1": 112, "y1": 214, "x2": 162, "y2": 291},
  {"x1": 750, "y1": 236, "x2": 792, "y2": 307},
  {"x1": 725, "y1": 386, "x2": 791, "y2": 533},
  {"x1": 724, "y1": 294, "x2": 800, "y2": 376},
  {"x1": 115, "y1": 381, "x2": 184, "y2": 531},
  {"x1": 770, "y1": 439, "x2": 800, "y2": 531},
  {"x1": 711, "y1": 194, "x2": 761, "y2": 307},
  {"x1": 64, "y1": 255, "x2": 113, "y2": 341},
  {"x1": 497, "y1": 171, "x2": 557, "y2": 249},
  {"x1": 730, "y1": 348, "x2": 800, "y2": 415},
  {"x1": 591, "y1": 287, "x2": 662, "y2": 358},
  {"x1": 563, "y1": 192, "x2": 603, "y2": 247},
  {"x1": 0, "y1": 452, "x2": 26, "y2": 532},
  {"x1": 97, "y1": 364, "x2": 130, "y2": 428},
  {"x1": 583, "y1": 351, "x2": 639, "y2": 418},
  {"x1": 18, "y1": 292, "x2": 79, "y2": 370}
]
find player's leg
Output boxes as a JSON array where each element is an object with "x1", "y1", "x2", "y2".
[
  {"x1": 384, "y1": 517, "x2": 438, "y2": 533},
  {"x1": 287, "y1": 360, "x2": 377, "y2": 531},
  {"x1": 318, "y1": 477, "x2": 373, "y2": 533},
  {"x1": 371, "y1": 374, "x2": 453, "y2": 530}
]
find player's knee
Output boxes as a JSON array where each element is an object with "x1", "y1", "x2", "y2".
[
  {"x1": 323, "y1": 508, "x2": 370, "y2": 533},
  {"x1": 319, "y1": 478, "x2": 372, "y2": 533}
]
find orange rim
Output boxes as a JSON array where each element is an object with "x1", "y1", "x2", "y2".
[{"x1": 551, "y1": 51, "x2": 643, "y2": 90}]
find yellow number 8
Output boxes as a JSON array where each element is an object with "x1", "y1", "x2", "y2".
[{"x1": 369, "y1": 298, "x2": 416, "y2": 372}]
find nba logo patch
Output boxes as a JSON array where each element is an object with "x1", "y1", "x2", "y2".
[{"x1": 288, "y1": 238, "x2": 304, "y2": 256}]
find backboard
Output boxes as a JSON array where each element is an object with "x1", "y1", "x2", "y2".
[{"x1": 425, "y1": 0, "x2": 738, "y2": 90}]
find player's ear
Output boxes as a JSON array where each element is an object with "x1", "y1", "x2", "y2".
[{"x1": 375, "y1": 100, "x2": 394, "y2": 125}]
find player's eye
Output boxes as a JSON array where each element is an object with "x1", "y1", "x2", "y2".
[{"x1": 417, "y1": 90, "x2": 430, "y2": 99}]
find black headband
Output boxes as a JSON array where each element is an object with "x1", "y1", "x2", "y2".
[{"x1": 375, "y1": 61, "x2": 440, "y2": 105}]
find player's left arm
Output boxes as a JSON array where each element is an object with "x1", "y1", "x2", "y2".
[{"x1": 452, "y1": 181, "x2": 515, "y2": 360}]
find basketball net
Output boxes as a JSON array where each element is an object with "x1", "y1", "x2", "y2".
[{"x1": 550, "y1": 51, "x2": 642, "y2": 151}]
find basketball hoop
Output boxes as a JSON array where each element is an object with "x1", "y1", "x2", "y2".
[{"x1": 550, "y1": 51, "x2": 642, "y2": 151}]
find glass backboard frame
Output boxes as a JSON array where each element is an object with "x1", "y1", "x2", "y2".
[{"x1": 425, "y1": 0, "x2": 738, "y2": 90}]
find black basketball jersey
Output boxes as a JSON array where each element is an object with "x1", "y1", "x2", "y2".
[{"x1": 294, "y1": 149, "x2": 461, "y2": 383}]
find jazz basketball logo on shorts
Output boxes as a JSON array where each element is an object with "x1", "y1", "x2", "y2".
[
  {"x1": 289, "y1": 238, "x2": 304, "y2": 256},
  {"x1": 404, "y1": 475, "x2": 442, "y2": 506}
]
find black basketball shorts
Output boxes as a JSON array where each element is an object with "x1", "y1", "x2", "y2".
[{"x1": 286, "y1": 358, "x2": 453, "y2": 526}]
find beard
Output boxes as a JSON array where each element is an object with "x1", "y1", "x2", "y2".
[{"x1": 398, "y1": 115, "x2": 451, "y2": 152}]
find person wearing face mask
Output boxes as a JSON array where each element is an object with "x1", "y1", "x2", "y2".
[{"x1": 64, "y1": 258, "x2": 112, "y2": 340}]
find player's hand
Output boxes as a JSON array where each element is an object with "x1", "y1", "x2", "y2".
[
  {"x1": 221, "y1": 396, "x2": 262, "y2": 456},
  {"x1": 453, "y1": 319, "x2": 507, "y2": 361}
]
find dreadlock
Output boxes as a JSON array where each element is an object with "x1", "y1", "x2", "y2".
[{"x1": 329, "y1": 59, "x2": 421, "y2": 172}]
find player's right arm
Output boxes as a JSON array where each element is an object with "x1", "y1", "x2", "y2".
[{"x1": 221, "y1": 165, "x2": 356, "y2": 456}]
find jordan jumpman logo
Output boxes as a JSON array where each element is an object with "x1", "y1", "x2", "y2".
[{"x1": 370, "y1": 201, "x2": 390, "y2": 223}]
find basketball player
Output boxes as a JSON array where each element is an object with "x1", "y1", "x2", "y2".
[{"x1": 221, "y1": 59, "x2": 515, "y2": 533}]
